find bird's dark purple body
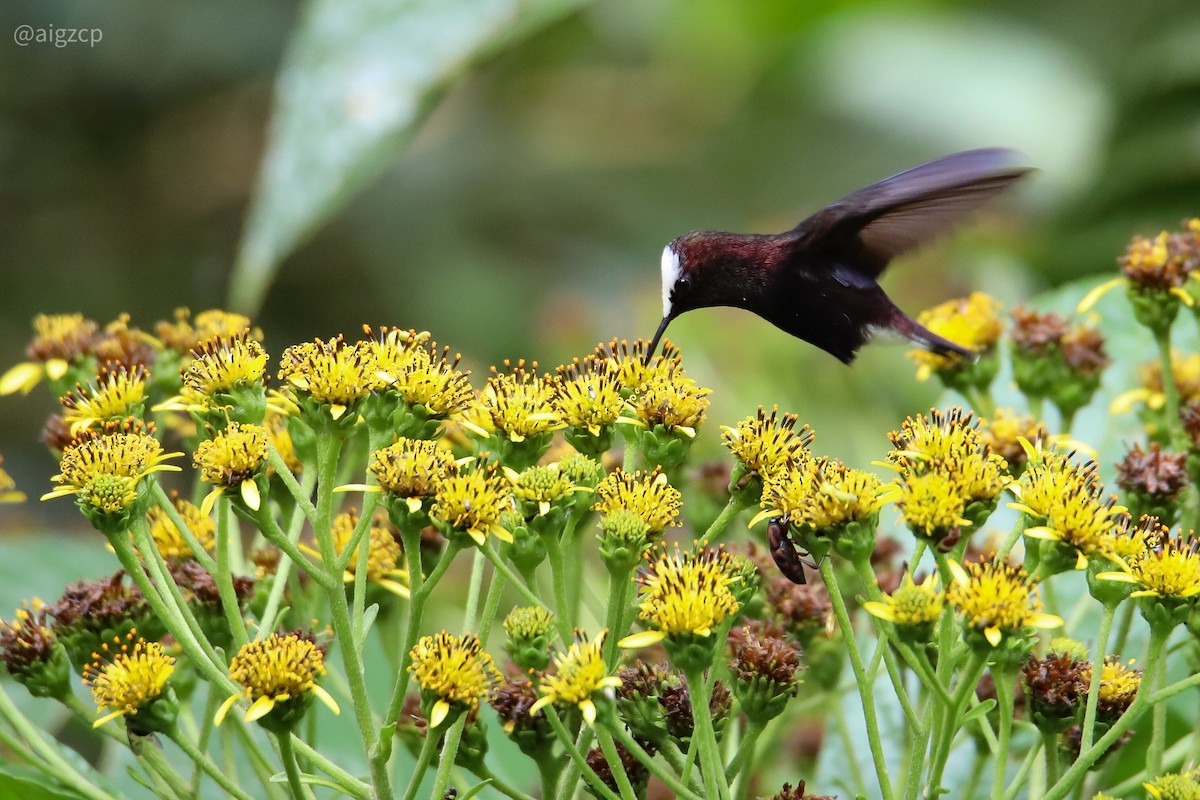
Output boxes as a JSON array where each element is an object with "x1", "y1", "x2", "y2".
[{"x1": 648, "y1": 148, "x2": 1032, "y2": 364}]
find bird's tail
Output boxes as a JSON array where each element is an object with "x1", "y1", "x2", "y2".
[{"x1": 886, "y1": 308, "x2": 976, "y2": 361}]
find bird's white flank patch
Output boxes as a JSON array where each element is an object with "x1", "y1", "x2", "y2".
[{"x1": 660, "y1": 244, "x2": 681, "y2": 319}]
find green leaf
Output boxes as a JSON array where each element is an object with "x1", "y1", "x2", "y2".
[
  {"x1": 960, "y1": 698, "x2": 996, "y2": 725},
  {"x1": 0, "y1": 764, "x2": 90, "y2": 800},
  {"x1": 230, "y1": 0, "x2": 585, "y2": 313}
]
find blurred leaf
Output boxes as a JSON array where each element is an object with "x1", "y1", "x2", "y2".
[
  {"x1": 231, "y1": 0, "x2": 586, "y2": 314},
  {"x1": 0, "y1": 764, "x2": 89, "y2": 800}
]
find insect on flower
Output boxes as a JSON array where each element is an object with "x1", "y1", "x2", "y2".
[{"x1": 768, "y1": 516, "x2": 816, "y2": 585}]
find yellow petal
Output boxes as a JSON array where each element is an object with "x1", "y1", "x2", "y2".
[
  {"x1": 405, "y1": 497, "x2": 423, "y2": 513},
  {"x1": 429, "y1": 699, "x2": 450, "y2": 729},
  {"x1": 245, "y1": 695, "x2": 277, "y2": 723},
  {"x1": 467, "y1": 528, "x2": 487, "y2": 546},
  {"x1": 984, "y1": 626, "x2": 1003, "y2": 647},
  {"x1": 334, "y1": 483, "x2": 381, "y2": 494},
  {"x1": 580, "y1": 699, "x2": 597, "y2": 727},
  {"x1": 862, "y1": 601, "x2": 896, "y2": 623},
  {"x1": 492, "y1": 526, "x2": 514, "y2": 544},
  {"x1": 947, "y1": 559, "x2": 970, "y2": 587},
  {"x1": 200, "y1": 486, "x2": 225, "y2": 517},
  {"x1": 40, "y1": 487, "x2": 79, "y2": 502},
  {"x1": 1022, "y1": 526, "x2": 1058, "y2": 541},
  {"x1": 312, "y1": 684, "x2": 341, "y2": 716},
  {"x1": 0, "y1": 362, "x2": 44, "y2": 395},
  {"x1": 1095, "y1": 571, "x2": 1136, "y2": 583},
  {"x1": 1031, "y1": 613, "x2": 1063, "y2": 630},
  {"x1": 93, "y1": 709, "x2": 127, "y2": 728},
  {"x1": 528, "y1": 695, "x2": 552, "y2": 716},
  {"x1": 329, "y1": 404, "x2": 347, "y2": 421},
  {"x1": 618, "y1": 630, "x2": 665, "y2": 649},
  {"x1": 45, "y1": 358, "x2": 69, "y2": 381},
  {"x1": 214, "y1": 692, "x2": 242, "y2": 727},
  {"x1": 1077, "y1": 277, "x2": 1124, "y2": 313},
  {"x1": 241, "y1": 479, "x2": 261, "y2": 511},
  {"x1": 378, "y1": 579, "x2": 411, "y2": 599},
  {"x1": 1110, "y1": 388, "x2": 1153, "y2": 415},
  {"x1": 748, "y1": 508, "x2": 777, "y2": 528}
]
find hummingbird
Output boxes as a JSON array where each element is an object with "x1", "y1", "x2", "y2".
[{"x1": 647, "y1": 148, "x2": 1031, "y2": 364}]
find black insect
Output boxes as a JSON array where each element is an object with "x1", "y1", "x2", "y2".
[{"x1": 767, "y1": 516, "x2": 817, "y2": 585}]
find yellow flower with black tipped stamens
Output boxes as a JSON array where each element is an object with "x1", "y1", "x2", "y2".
[
  {"x1": 554, "y1": 357, "x2": 627, "y2": 436},
  {"x1": 329, "y1": 508, "x2": 409, "y2": 598},
  {"x1": 591, "y1": 468, "x2": 681, "y2": 534},
  {"x1": 388, "y1": 342, "x2": 474, "y2": 418},
  {"x1": 908, "y1": 292, "x2": 1004, "y2": 380},
  {"x1": 888, "y1": 409, "x2": 1008, "y2": 502},
  {"x1": 1, "y1": 314, "x2": 100, "y2": 395},
  {"x1": 478, "y1": 360, "x2": 562, "y2": 443},
  {"x1": 529, "y1": 631, "x2": 622, "y2": 726},
  {"x1": 83, "y1": 631, "x2": 176, "y2": 729},
  {"x1": 215, "y1": 631, "x2": 339, "y2": 729},
  {"x1": 1081, "y1": 656, "x2": 1142, "y2": 724},
  {"x1": 42, "y1": 425, "x2": 182, "y2": 515},
  {"x1": 362, "y1": 437, "x2": 457, "y2": 513},
  {"x1": 1010, "y1": 451, "x2": 1126, "y2": 566},
  {"x1": 946, "y1": 557, "x2": 1062, "y2": 647},
  {"x1": 1096, "y1": 530, "x2": 1200, "y2": 602},
  {"x1": 194, "y1": 423, "x2": 269, "y2": 514},
  {"x1": 896, "y1": 472, "x2": 972, "y2": 539},
  {"x1": 143, "y1": 496, "x2": 215, "y2": 560},
  {"x1": 278, "y1": 336, "x2": 375, "y2": 420},
  {"x1": 408, "y1": 631, "x2": 501, "y2": 729},
  {"x1": 980, "y1": 410, "x2": 1048, "y2": 475},
  {"x1": 506, "y1": 463, "x2": 579, "y2": 518},
  {"x1": 0, "y1": 456, "x2": 25, "y2": 504},
  {"x1": 801, "y1": 458, "x2": 893, "y2": 530},
  {"x1": 596, "y1": 338, "x2": 682, "y2": 394},
  {"x1": 621, "y1": 546, "x2": 743, "y2": 650},
  {"x1": 864, "y1": 572, "x2": 943, "y2": 631},
  {"x1": 430, "y1": 461, "x2": 513, "y2": 546},
  {"x1": 363, "y1": 325, "x2": 431, "y2": 391},
  {"x1": 60, "y1": 364, "x2": 150, "y2": 436},
  {"x1": 155, "y1": 308, "x2": 260, "y2": 354},
  {"x1": 632, "y1": 374, "x2": 710, "y2": 437},
  {"x1": 722, "y1": 406, "x2": 813, "y2": 481},
  {"x1": 155, "y1": 331, "x2": 269, "y2": 415}
]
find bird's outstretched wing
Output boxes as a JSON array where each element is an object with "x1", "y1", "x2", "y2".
[{"x1": 783, "y1": 148, "x2": 1032, "y2": 278}]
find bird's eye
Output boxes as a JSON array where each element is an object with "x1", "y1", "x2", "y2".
[{"x1": 677, "y1": 276, "x2": 691, "y2": 291}]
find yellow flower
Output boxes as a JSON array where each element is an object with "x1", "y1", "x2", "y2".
[
  {"x1": 430, "y1": 461, "x2": 513, "y2": 546},
  {"x1": 896, "y1": 472, "x2": 972, "y2": 537},
  {"x1": 327, "y1": 508, "x2": 409, "y2": 598},
  {"x1": 1144, "y1": 769, "x2": 1200, "y2": 800},
  {"x1": 215, "y1": 631, "x2": 339, "y2": 726},
  {"x1": 143, "y1": 496, "x2": 215, "y2": 560},
  {"x1": 42, "y1": 424, "x2": 182, "y2": 513},
  {"x1": 83, "y1": 631, "x2": 176, "y2": 728},
  {"x1": 1080, "y1": 656, "x2": 1141, "y2": 723},
  {"x1": 506, "y1": 463, "x2": 579, "y2": 517},
  {"x1": 408, "y1": 631, "x2": 501, "y2": 728},
  {"x1": 60, "y1": 364, "x2": 150, "y2": 436},
  {"x1": 907, "y1": 292, "x2": 1004, "y2": 379},
  {"x1": 554, "y1": 357, "x2": 626, "y2": 436},
  {"x1": 0, "y1": 314, "x2": 99, "y2": 395},
  {"x1": 864, "y1": 572, "x2": 943, "y2": 628},
  {"x1": 721, "y1": 406, "x2": 813, "y2": 480},
  {"x1": 363, "y1": 326, "x2": 431, "y2": 391},
  {"x1": 621, "y1": 546, "x2": 743, "y2": 648},
  {"x1": 387, "y1": 342, "x2": 474, "y2": 418},
  {"x1": 529, "y1": 631, "x2": 622, "y2": 726},
  {"x1": 946, "y1": 557, "x2": 1062, "y2": 647},
  {"x1": 1010, "y1": 450, "x2": 1125, "y2": 565},
  {"x1": 153, "y1": 331, "x2": 269, "y2": 415},
  {"x1": 155, "y1": 308, "x2": 260, "y2": 354},
  {"x1": 979, "y1": 410, "x2": 1048, "y2": 474},
  {"x1": 1096, "y1": 530, "x2": 1200, "y2": 601},
  {"x1": 479, "y1": 360, "x2": 562, "y2": 442},
  {"x1": 888, "y1": 408, "x2": 1008, "y2": 504},
  {"x1": 1112, "y1": 352, "x2": 1200, "y2": 418},
  {"x1": 591, "y1": 468, "x2": 681, "y2": 534},
  {"x1": 361, "y1": 437, "x2": 457, "y2": 512},
  {"x1": 278, "y1": 336, "x2": 375, "y2": 419},
  {"x1": 632, "y1": 375, "x2": 710, "y2": 437},
  {"x1": 0, "y1": 456, "x2": 25, "y2": 504},
  {"x1": 194, "y1": 423, "x2": 269, "y2": 514},
  {"x1": 596, "y1": 338, "x2": 682, "y2": 393}
]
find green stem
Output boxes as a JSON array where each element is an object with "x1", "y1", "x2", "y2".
[
  {"x1": 169, "y1": 727, "x2": 257, "y2": 800},
  {"x1": 924, "y1": 647, "x2": 989, "y2": 799},
  {"x1": 0, "y1": 685, "x2": 118, "y2": 800},
  {"x1": 1149, "y1": 633, "x2": 1169, "y2": 776},
  {"x1": 312, "y1": 433, "x2": 391, "y2": 800},
  {"x1": 596, "y1": 726, "x2": 638, "y2": 800},
  {"x1": 819, "y1": 558, "x2": 896, "y2": 800},
  {"x1": 1042, "y1": 626, "x2": 1170, "y2": 800},
  {"x1": 150, "y1": 481, "x2": 218, "y2": 574},
  {"x1": 1080, "y1": 602, "x2": 1116, "y2": 752},
  {"x1": 275, "y1": 731, "x2": 314, "y2": 800},
  {"x1": 480, "y1": 539, "x2": 552, "y2": 617},
  {"x1": 1153, "y1": 328, "x2": 1187, "y2": 449},
  {"x1": 698, "y1": 495, "x2": 749, "y2": 547},
  {"x1": 725, "y1": 717, "x2": 764, "y2": 781},
  {"x1": 994, "y1": 514, "x2": 1030, "y2": 565},
  {"x1": 685, "y1": 665, "x2": 732, "y2": 800},
  {"x1": 267, "y1": 443, "x2": 318, "y2": 524},
  {"x1": 252, "y1": 499, "x2": 334, "y2": 590},
  {"x1": 602, "y1": 567, "x2": 634, "y2": 669},
  {"x1": 1042, "y1": 730, "x2": 1062, "y2": 792},
  {"x1": 429, "y1": 715, "x2": 467, "y2": 800},
  {"x1": 398, "y1": 725, "x2": 440, "y2": 800},
  {"x1": 990, "y1": 666, "x2": 1016, "y2": 800},
  {"x1": 546, "y1": 707, "x2": 620, "y2": 800},
  {"x1": 608, "y1": 723, "x2": 704, "y2": 800},
  {"x1": 1001, "y1": 735, "x2": 1043, "y2": 800},
  {"x1": 258, "y1": 469, "x2": 317, "y2": 636},
  {"x1": 215, "y1": 498, "x2": 250, "y2": 650},
  {"x1": 543, "y1": 532, "x2": 578, "y2": 643},
  {"x1": 1111, "y1": 601, "x2": 1135, "y2": 658}
]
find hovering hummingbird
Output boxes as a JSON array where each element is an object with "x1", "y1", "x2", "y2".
[{"x1": 647, "y1": 148, "x2": 1031, "y2": 364}]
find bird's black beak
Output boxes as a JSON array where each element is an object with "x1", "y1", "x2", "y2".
[{"x1": 644, "y1": 316, "x2": 671, "y2": 365}]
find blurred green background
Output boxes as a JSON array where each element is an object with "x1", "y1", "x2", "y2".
[{"x1": 2, "y1": 0, "x2": 1200, "y2": 529}]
